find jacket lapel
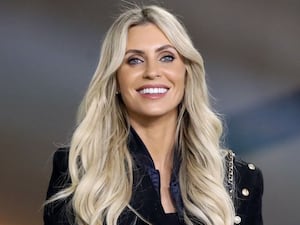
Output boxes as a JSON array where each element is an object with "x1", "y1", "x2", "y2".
[{"x1": 129, "y1": 165, "x2": 166, "y2": 225}]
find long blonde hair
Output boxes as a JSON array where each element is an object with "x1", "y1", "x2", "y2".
[{"x1": 47, "y1": 4, "x2": 234, "y2": 225}]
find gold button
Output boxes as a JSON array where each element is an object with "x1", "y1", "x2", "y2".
[
  {"x1": 248, "y1": 163, "x2": 256, "y2": 170},
  {"x1": 242, "y1": 188, "x2": 250, "y2": 196},
  {"x1": 234, "y1": 215, "x2": 241, "y2": 224}
]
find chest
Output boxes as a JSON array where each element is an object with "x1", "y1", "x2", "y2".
[{"x1": 117, "y1": 168, "x2": 184, "y2": 225}]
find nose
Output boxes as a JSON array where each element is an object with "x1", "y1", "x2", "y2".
[{"x1": 143, "y1": 60, "x2": 161, "y2": 79}]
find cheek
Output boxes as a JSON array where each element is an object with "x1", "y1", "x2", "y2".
[
  {"x1": 116, "y1": 72, "x2": 134, "y2": 103},
  {"x1": 116, "y1": 69, "x2": 128, "y2": 91},
  {"x1": 178, "y1": 70, "x2": 187, "y2": 98},
  {"x1": 116, "y1": 65, "x2": 138, "y2": 89},
  {"x1": 177, "y1": 67, "x2": 186, "y2": 89}
]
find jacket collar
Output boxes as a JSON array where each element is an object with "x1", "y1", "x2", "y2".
[{"x1": 127, "y1": 127, "x2": 184, "y2": 222}]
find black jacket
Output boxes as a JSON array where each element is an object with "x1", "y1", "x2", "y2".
[{"x1": 44, "y1": 130, "x2": 263, "y2": 225}]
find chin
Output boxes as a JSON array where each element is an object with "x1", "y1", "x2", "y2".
[{"x1": 141, "y1": 109, "x2": 178, "y2": 118}]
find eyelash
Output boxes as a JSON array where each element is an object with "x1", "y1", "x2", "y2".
[
  {"x1": 127, "y1": 58, "x2": 143, "y2": 65},
  {"x1": 160, "y1": 55, "x2": 175, "y2": 62},
  {"x1": 127, "y1": 54, "x2": 175, "y2": 65}
]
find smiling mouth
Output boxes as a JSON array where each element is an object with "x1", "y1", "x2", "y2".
[{"x1": 138, "y1": 87, "x2": 168, "y2": 94}]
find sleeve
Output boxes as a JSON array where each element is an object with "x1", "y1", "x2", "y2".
[
  {"x1": 43, "y1": 148, "x2": 74, "y2": 225},
  {"x1": 234, "y1": 159, "x2": 264, "y2": 225}
]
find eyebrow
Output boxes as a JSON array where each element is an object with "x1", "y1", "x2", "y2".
[{"x1": 125, "y1": 44, "x2": 177, "y2": 55}]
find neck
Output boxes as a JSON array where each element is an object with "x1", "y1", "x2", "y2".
[{"x1": 130, "y1": 114, "x2": 177, "y2": 170}]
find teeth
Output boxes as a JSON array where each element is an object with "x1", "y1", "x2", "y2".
[{"x1": 139, "y1": 88, "x2": 168, "y2": 94}]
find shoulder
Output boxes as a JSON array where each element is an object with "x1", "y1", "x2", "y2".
[
  {"x1": 44, "y1": 147, "x2": 73, "y2": 225},
  {"x1": 234, "y1": 157, "x2": 264, "y2": 194},
  {"x1": 53, "y1": 147, "x2": 70, "y2": 166},
  {"x1": 232, "y1": 153, "x2": 264, "y2": 225},
  {"x1": 51, "y1": 147, "x2": 70, "y2": 179},
  {"x1": 46, "y1": 147, "x2": 70, "y2": 199}
]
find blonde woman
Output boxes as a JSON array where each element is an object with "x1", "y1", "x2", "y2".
[{"x1": 44, "y1": 4, "x2": 263, "y2": 225}]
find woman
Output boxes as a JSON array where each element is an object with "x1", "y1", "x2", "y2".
[{"x1": 44, "y1": 4, "x2": 263, "y2": 225}]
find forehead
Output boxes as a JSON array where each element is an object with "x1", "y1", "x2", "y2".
[{"x1": 126, "y1": 23, "x2": 172, "y2": 49}]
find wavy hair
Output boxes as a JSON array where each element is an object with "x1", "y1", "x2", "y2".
[{"x1": 47, "y1": 4, "x2": 234, "y2": 225}]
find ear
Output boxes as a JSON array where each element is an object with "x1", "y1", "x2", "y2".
[{"x1": 115, "y1": 75, "x2": 120, "y2": 94}]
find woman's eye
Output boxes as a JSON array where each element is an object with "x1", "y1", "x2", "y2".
[
  {"x1": 160, "y1": 55, "x2": 174, "y2": 62},
  {"x1": 127, "y1": 58, "x2": 143, "y2": 65}
]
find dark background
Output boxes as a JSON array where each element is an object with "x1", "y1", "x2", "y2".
[{"x1": 1, "y1": 1, "x2": 299, "y2": 224}]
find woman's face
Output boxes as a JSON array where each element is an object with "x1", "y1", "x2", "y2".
[{"x1": 117, "y1": 23, "x2": 186, "y2": 122}]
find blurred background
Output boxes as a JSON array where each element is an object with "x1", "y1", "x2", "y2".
[{"x1": 1, "y1": 0, "x2": 299, "y2": 224}]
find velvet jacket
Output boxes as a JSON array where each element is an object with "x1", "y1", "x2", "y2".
[{"x1": 44, "y1": 128, "x2": 263, "y2": 225}]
